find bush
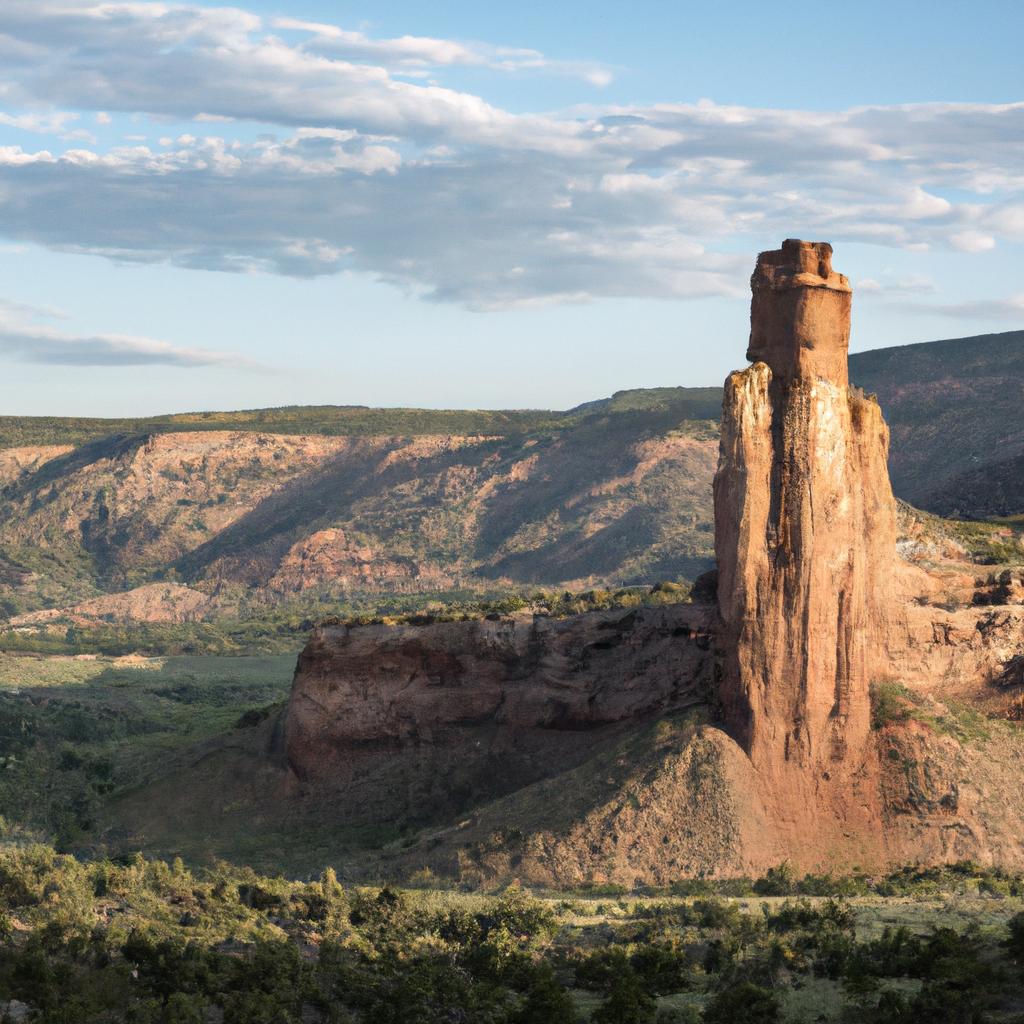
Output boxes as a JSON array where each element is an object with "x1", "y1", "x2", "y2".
[
  {"x1": 703, "y1": 981, "x2": 781, "y2": 1024},
  {"x1": 752, "y1": 864, "x2": 795, "y2": 897},
  {"x1": 511, "y1": 963, "x2": 578, "y2": 1023},
  {"x1": 630, "y1": 942, "x2": 693, "y2": 994},
  {"x1": 1006, "y1": 912, "x2": 1024, "y2": 961},
  {"x1": 870, "y1": 681, "x2": 913, "y2": 730}
]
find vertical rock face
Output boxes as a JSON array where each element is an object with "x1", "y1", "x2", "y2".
[{"x1": 714, "y1": 239, "x2": 896, "y2": 862}]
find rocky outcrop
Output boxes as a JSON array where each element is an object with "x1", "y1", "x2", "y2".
[
  {"x1": 8, "y1": 582, "x2": 213, "y2": 627},
  {"x1": 714, "y1": 239, "x2": 895, "y2": 864},
  {"x1": 276, "y1": 239, "x2": 1024, "y2": 883},
  {"x1": 284, "y1": 604, "x2": 715, "y2": 823},
  {"x1": 268, "y1": 528, "x2": 454, "y2": 594},
  {"x1": 0, "y1": 445, "x2": 73, "y2": 485}
]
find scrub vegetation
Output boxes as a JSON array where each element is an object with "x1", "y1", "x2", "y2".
[{"x1": 0, "y1": 848, "x2": 1022, "y2": 1023}]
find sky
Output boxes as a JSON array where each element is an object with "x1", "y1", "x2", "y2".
[{"x1": 0, "y1": 0, "x2": 1022, "y2": 416}]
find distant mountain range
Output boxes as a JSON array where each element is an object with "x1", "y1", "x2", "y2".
[{"x1": 0, "y1": 329, "x2": 1020, "y2": 630}]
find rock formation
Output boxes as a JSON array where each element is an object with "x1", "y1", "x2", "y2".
[
  {"x1": 285, "y1": 604, "x2": 715, "y2": 823},
  {"x1": 273, "y1": 238, "x2": 1024, "y2": 883},
  {"x1": 714, "y1": 239, "x2": 895, "y2": 862}
]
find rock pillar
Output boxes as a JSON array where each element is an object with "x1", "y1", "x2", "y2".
[{"x1": 714, "y1": 239, "x2": 896, "y2": 862}]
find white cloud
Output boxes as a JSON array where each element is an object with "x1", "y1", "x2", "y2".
[
  {"x1": 0, "y1": 3, "x2": 1019, "y2": 309},
  {"x1": 271, "y1": 16, "x2": 612, "y2": 84},
  {"x1": 949, "y1": 230, "x2": 997, "y2": 253},
  {"x1": 0, "y1": 2, "x2": 605, "y2": 151},
  {"x1": 857, "y1": 274, "x2": 936, "y2": 296},
  {"x1": 0, "y1": 297, "x2": 259, "y2": 367},
  {"x1": 0, "y1": 110, "x2": 79, "y2": 134},
  {"x1": 0, "y1": 296, "x2": 67, "y2": 321}
]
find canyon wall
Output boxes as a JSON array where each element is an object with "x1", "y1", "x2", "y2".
[{"x1": 284, "y1": 604, "x2": 716, "y2": 824}]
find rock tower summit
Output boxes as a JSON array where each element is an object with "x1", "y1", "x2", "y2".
[
  {"x1": 747, "y1": 239, "x2": 852, "y2": 385},
  {"x1": 714, "y1": 239, "x2": 896, "y2": 859}
]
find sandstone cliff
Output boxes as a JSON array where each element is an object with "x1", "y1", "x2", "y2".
[{"x1": 284, "y1": 604, "x2": 715, "y2": 825}]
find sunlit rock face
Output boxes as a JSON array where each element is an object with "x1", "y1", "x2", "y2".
[
  {"x1": 714, "y1": 239, "x2": 896, "y2": 863},
  {"x1": 275, "y1": 238, "x2": 1024, "y2": 883}
]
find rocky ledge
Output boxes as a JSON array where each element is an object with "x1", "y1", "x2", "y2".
[{"x1": 285, "y1": 604, "x2": 715, "y2": 823}]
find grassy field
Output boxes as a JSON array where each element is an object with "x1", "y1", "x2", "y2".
[{"x1": 0, "y1": 652, "x2": 295, "y2": 850}]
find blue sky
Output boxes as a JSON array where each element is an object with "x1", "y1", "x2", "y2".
[{"x1": 0, "y1": 0, "x2": 1021, "y2": 416}]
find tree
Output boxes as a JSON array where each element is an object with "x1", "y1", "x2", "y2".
[
  {"x1": 591, "y1": 960, "x2": 656, "y2": 1024},
  {"x1": 512, "y1": 964, "x2": 579, "y2": 1024}
]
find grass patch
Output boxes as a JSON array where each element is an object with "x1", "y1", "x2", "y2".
[
  {"x1": 870, "y1": 681, "x2": 992, "y2": 744},
  {"x1": 870, "y1": 681, "x2": 914, "y2": 730},
  {"x1": 0, "y1": 653, "x2": 294, "y2": 849}
]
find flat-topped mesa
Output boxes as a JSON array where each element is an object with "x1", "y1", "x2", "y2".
[
  {"x1": 748, "y1": 239, "x2": 852, "y2": 386},
  {"x1": 715, "y1": 239, "x2": 896, "y2": 866}
]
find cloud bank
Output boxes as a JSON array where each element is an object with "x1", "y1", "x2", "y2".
[{"x1": 0, "y1": 2, "x2": 1020, "y2": 310}]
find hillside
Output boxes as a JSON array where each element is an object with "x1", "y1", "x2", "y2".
[
  {"x1": 0, "y1": 330, "x2": 1021, "y2": 642},
  {"x1": 0, "y1": 389, "x2": 724, "y2": 449},
  {"x1": 0, "y1": 401, "x2": 719, "y2": 631},
  {"x1": 848, "y1": 329, "x2": 1024, "y2": 515}
]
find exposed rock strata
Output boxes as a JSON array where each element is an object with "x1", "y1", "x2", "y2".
[
  {"x1": 269, "y1": 527, "x2": 455, "y2": 593},
  {"x1": 281, "y1": 240, "x2": 1024, "y2": 881},
  {"x1": 0, "y1": 425, "x2": 717, "y2": 620},
  {"x1": 285, "y1": 604, "x2": 715, "y2": 823},
  {"x1": 9, "y1": 582, "x2": 212, "y2": 626}
]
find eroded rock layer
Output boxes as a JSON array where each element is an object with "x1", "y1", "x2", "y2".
[
  {"x1": 278, "y1": 240, "x2": 1024, "y2": 883},
  {"x1": 285, "y1": 605, "x2": 715, "y2": 823}
]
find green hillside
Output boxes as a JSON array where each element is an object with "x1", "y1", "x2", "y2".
[{"x1": 0, "y1": 405, "x2": 565, "y2": 449}]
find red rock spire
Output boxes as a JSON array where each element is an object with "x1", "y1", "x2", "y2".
[
  {"x1": 747, "y1": 239, "x2": 852, "y2": 385},
  {"x1": 714, "y1": 239, "x2": 896, "y2": 863}
]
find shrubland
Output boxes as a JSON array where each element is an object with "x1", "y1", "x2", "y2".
[{"x1": 0, "y1": 847, "x2": 1022, "y2": 1022}]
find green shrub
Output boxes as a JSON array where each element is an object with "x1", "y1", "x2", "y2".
[
  {"x1": 511, "y1": 963, "x2": 578, "y2": 1023},
  {"x1": 590, "y1": 955, "x2": 656, "y2": 1024},
  {"x1": 870, "y1": 681, "x2": 913, "y2": 730},
  {"x1": 703, "y1": 982, "x2": 781, "y2": 1024},
  {"x1": 752, "y1": 863, "x2": 795, "y2": 897},
  {"x1": 1006, "y1": 912, "x2": 1024, "y2": 961}
]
